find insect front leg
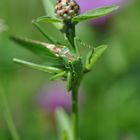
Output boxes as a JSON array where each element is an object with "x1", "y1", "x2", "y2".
[{"x1": 49, "y1": 71, "x2": 66, "y2": 80}]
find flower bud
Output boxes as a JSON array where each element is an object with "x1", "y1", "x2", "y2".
[{"x1": 55, "y1": 0, "x2": 80, "y2": 20}]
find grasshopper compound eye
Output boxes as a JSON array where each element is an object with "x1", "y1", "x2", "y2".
[{"x1": 55, "y1": 0, "x2": 80, "y2": 20}]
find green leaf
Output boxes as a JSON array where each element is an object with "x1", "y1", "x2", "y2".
[
  {"x1": 34, "y1": 16, "x2": 62, "y2": 23},
  {"x1": 55, "y1": 108, "x2": 74, "y2": 140},
  {"x1": 85, "y1": 45, "x2": 108, "y2": 72},
  {"x1": 42, "y1": 0, "x2": 63, "y2": 29},
  {"x1": 13, "y1": 58, "x2": 62, "y2": 73},
  {"x1": 72, "y1": 6, "x2": 119, "y2": 23}
]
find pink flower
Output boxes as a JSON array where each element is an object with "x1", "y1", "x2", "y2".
[{"x1": 37, "y1": 81, "x2": 84, "y2": 113}]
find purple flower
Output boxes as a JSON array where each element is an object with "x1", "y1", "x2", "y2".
[
  {"x1": 76, "y1": 0, "x2": 128, "y2": 24},
  {"x1": 37, "y1": 81, "x2": 84, "y2": 113}
]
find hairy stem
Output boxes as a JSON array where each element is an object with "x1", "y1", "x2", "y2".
[
  {"x1": 63, "y1": 21, "x2": 76, "y2": 48},
  {"x1": 71, "y1": 86, "x2": 79, "y2": 140}
]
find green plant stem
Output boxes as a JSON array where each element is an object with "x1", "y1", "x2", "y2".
[
  {"x1": 63, "y1": 21, "x2": 76, "y2": 48},
  {"x1": 63, "y1": 19, "x2": 80, "y2": 140},
  {"x1": 0, "y1": 85, "x2": 20, "y2": 140},
  {"x1": 71, "y1": 86, "x2": 79, "y2": 140}
]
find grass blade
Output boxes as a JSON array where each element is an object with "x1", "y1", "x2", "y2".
[{"x1": 0, "y1": 84, "x2": 20, "y2": 140}]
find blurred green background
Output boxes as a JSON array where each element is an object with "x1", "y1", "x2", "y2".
[{"x1": 0, "y1": 0, "x2": 140, "y2": 140}]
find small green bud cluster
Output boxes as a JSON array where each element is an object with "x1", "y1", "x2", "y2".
[{"x1": 55, "y1": 0, "x2": 80, "y2": 20}]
